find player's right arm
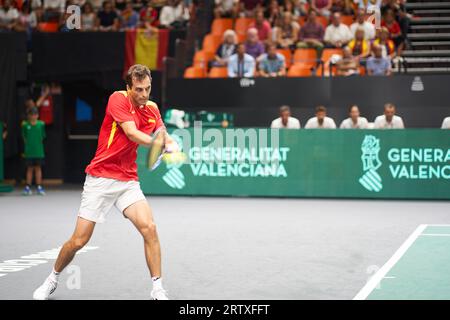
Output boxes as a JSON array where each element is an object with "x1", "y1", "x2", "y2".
[{"x1": 119, "y1": 121, "x2": 155, "y2": 147}]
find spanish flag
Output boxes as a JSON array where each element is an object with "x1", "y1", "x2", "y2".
[{"x1": 123, "y1": 29, "x2": 169, "y2": 77}]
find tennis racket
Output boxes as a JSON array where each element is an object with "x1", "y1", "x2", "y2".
[{"x1": 147, "y1": 129, "x2": 187, "y2": 171}]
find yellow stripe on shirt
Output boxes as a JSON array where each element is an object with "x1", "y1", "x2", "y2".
[{"x1": 107, "y1": 121, "x2": 117, "y2": 148}]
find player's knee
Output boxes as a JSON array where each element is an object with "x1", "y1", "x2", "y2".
[
  {"x1": 141, "y1": 222, "x2": 157, "y2": 241},
  {"x1": 70, "y1": 237, "x2": 89, "y2": 251}
]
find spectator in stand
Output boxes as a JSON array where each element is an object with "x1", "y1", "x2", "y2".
[
  {"x1": 270, "y1": 105, "x2": 301, "y2": 128},
  {"x1": 347, "y1": 28, "x2": 370, "y2": 60},
  {"x1": 350, "y1": 8, "x2": 375, "y2": 40},
  {"x1": 245, "y1": 27, "x2": 265, "y2": 59},
  {"x1": 120, "y1": 0, "x2": 139, "y2": 30},
  {"x1": 282, "y1": 0, "x2": 299, "y2": 19},
  {"x1": 305, "y1": 105, "x2": 337, "y2": 129},
  {"x1": 366, "y1": 44, "x2": 392, "y2": 76},
  {"x1": 213, "y1": 29, "x2": 237, "y2": 67},
  {"x1": 43, "y1": 0, "x2": 65, "y2": 22},
  {"x1": 259, "y1": 43, "x2": 286, "y2": 77},
  {"x1": 381, "y1": 8, "x2": 403, "y2": 54},
  {"x1": 81, "y1": 2, "x2": 97, "y2": 31},
  {"x1": 140, "y1": 0, "x2": 159, "y2": 29},
  {"x1": 21, "y1": 107, "x2": 46, "y2": 196},
  {"x1": 159, "y1": 0, "x2": 190, "y2": 28},
  {"x1": 214, "y1": 0, "x2": 238, "y2": 19},
  {"x1": 16, "y1": 3, "x2": 38, "y2": 33},
  {"x1": 133, "y1": 0, "x2": 146, "y2": 13},
  {"x1": 330, "y1": 0, "x2": 354, "y2": 15},
  {"x1": 96, "y1": 0, "x2": 119, "y2": 31},
  {"x1": 238, "y1": 0, "x2": 264, "y2": 17},
  {"x1": 273, "y1": 11, "x2": 300, "y2": 49},
  {"x1": 374, "y1": 103, "x2": 404, "y2": 129},
  {"x1": 335, "y1": 46, "x2": 360, "y2": 76},
  {"x1": 293, "y1": 0, "x2": 308, "y2": 17},
  {"x1": 265, "y1": 0, "x2": 282, "y2": 26},
  {"x1": 115, "y1": 0, "x2": 126, "y2": 11},
  {"x1": 0, "y1": 0, "x2": 19, "y2": 31},
  {"x1": 324, "y1": 12, "x2": 352, "y2": 48},
  {"x1": 381, "y1": 0, "x2": 410, "y2": 46},
  {"x1": 311, "y1": 0, "x2": 332, "y2": 17},
  {"x1": 248, "y1": 9, "x2": 271, "y2": 42},
  {"x1": 339, "y1": 105, "x2": 368, "y2": 129},
  {"x1": 372, "y1": 27, "x2": 396, "y2": 59},
  {"x1": 441, "y1": 116, "x2": 450, "y2": 129},
  {"x1": 228, "y1": 42, "x2": 256, "y2": 77},
  {"x1": 297, "y1": 10, "x2": 325, "y2": 60}
]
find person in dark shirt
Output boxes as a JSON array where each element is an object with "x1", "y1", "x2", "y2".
[{"x1": 96, "y1": 0, "x2": 119, "y2": 31}]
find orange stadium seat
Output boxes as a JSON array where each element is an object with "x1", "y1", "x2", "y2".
[
  {"x1": 287, "y1": 64, "x2": 312, "y2": 77},
  {"x1": 276, "y1": 49, "x2": 292, "y2": 68},
  {"x1": 211, "y1": 18, "x2": 233, "y2": 36},
  {"x1": 37, "y1": 22, "x2": 59, "y2": 32},
  {"x1": 209, "y1": 67, "x2": 228, "y2": 78},
  {"x1": 293, "y1": 48, "x2": 317, "y2": 68},
  {"x1": 203, "y1": 34, "x2": 222, "y2": 56},
  {"x1": 237, "y1": 33, "x2": 246, "y2": 43},
  {"x1": 341, "y1": 15, "x2": 354, "y2": 26},
  {"x1": 235, "y1": 18, "x2": 255, "y2": 36},
  {"x1": 184, "y1": 66, "x2": 206, "y2": 79},
  {"x1": 193, "y1": 50, "x2": 214, "y2": 69}
]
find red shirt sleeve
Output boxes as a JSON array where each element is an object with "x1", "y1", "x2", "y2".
[{"x1": 108, "y1": 92, "x2": 134, "y2": 123}]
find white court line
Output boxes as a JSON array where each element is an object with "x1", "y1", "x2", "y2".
[
  {"x1": 421, "y1": 233, "x2": 450, "y2": 237},
  {"x1": 425, "y1": 224, "x2": 450, "y2": 227},
  {"x1": 353, "y1": 224, "x2": 428, "y2": 300}
]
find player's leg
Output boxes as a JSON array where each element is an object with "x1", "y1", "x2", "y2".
[
  {"x1": 124, "y1": 200, "x2": 161, "y2": 278},
  {"x1": 33, "y1": 218, "x2": 95, "y2": 299},
  {"x1": 54, "y1": 217, "x2": 96, "y2": 272},
  {"x1": 33, "y1": 217, "x2": 96, "y2": 300},
  {"x1": 123, "y1": 200, "x2": 168, "y2": 299}
]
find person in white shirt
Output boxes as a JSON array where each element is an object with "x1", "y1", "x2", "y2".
[
  {"x1": 373, "y1": 103, "x2": 405, "y2": 129},
  {"x1": 340, "y1": 105, "x2": 369, "y2": 129},
  {"x1": 441, "y1": 116, "x2": 450, "y2": 129},
  {"x1": 227, "y1": 43, "x2": 255, "y2": 78},
  {"x1": 324, "y1": 12, "x2": 353, "y2": 48},
  {"x1": 305, "y1": 105, "x2": 337, "y2": 129},
  {"x1": 0, "y1": 0, "x2": 19, "y2": 31},
  {"x1": 270, "y1": 105, "x2": 301, "y2": 129},
  {"x1": 159, "y1": 0, "x2": 190, "y2": 28},
  {"x1": 350, "y1": 8, "x2": 375, "y2": 40}
]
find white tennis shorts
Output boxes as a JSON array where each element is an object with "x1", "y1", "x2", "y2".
[{"x1": 78, "y1": 174, "x2": 146, "y2": 223}]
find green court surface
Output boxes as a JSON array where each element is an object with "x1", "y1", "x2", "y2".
[{"x1": 355, "y1": 225, "x2": 450, "y2": 300}]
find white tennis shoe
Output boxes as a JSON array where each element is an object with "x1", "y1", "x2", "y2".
[
  {"x1": 33, "y1": 278, "x2": 58, "y2": 300},
  {"x1": 151, "y1": 288, "x2": 169, "y2": 300}
]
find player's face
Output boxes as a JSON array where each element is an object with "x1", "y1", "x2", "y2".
[
  {"x1": 129, "y1": 76, "x2": 151, "y2": 106},
  {"x1": 281, "y1": 110, "x2": 290, "y2": 122},
  {"x1": 317, "y1": 111, "x2": 326, "y2": 121},
  {"x1": 384, "y1": 107, "x2": 395, "y2": 121},
  {"x1": 350, "y1": 106, "x2": 360, "y2": 120}
]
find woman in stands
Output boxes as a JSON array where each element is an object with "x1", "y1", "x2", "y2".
[
  {"x1": 273, "y1": 11, "x2": 300, "y2": 49},
  {"x1": 212, "y1": 29, "x2": 238, "y2": 67}
]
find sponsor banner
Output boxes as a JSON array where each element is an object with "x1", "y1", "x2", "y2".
[{"x1": 137, "y1": 129, "x2": 450, "y2": 199}]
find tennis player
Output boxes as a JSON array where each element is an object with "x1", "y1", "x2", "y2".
[{"x1": 33, "y1": 64, "x2": 177, "y2": 300}]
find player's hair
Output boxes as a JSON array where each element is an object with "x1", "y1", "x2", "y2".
[
  {"x1": 384, "y1": 103, "x2": 396, "y2": 110},
  {"x1": 126, "y1": 64, "x2": 152, "y2": 89},
  {"x1": 316, "y1": 105, "x2": 326, "y2": 113},
  {"x1": 279, "y1": 105, "x2": 290, "y2": 113},
  {"x1": 349, "y1": 105, "x2": 359, "y2": 113}
]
